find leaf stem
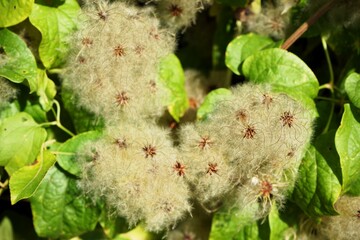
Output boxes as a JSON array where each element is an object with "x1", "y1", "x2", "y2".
[
  {"x1": 281, "y1": 0, "x2": 337, "y2": 50},
  {"x1": 321, "y1": 36, "x2": 335, "y2": 134}
]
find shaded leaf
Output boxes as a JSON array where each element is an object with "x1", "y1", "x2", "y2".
[
  {"x1": 9, "y1": 150, "x2": 56, "y2": 204},
  {"x1": 0, "y1": 0, "x2": 34, "y2": 27},
  {"x1": 335, "y1": 104, "x2": 360, "y2": 195},
  {"x1": 61, "y1": 88, "x2": 104, "y2": 133},
  {"x1": 30, "y1": 165, "x2": 100, "y2": 238},
  {"x1": 0, "y1": 217, "x2": 13, "y2": 240},
  {"x1": 197, "y1": 88, "x2": 231, "y2": 120},
  {"x1": 292, "y1": 132, "x2": 342, "y2": 217},
  {"x1": 0, "y1": 112, "x2": 47, "y2": 175},
  {"x1": 0, "y1": 29, "x2": 37, "y2": 84},
  {"x1": 29, "y1": 0, "x2": 80, "y2": 69},
  {"x1": 57, "y1": 131, "x2": 102, "y2": 177},
  {"x1": 344, "y1": 72, "x2": 360, "y2": 108},
  {"x1": 212, "y1": 5, "x2": 236, "y2": 69},
  {"x1": 226, "y1": 33, "x2": 274, "y2": 75},
  {"x1": 215, "y1": 0, "x2": 247, "y2": 7},
  {"x1": 158, "y1": 54, "x2": 189, "y2": 122},
  {"x1": 268, "y1": 204, "x2": 298, "y2": 240}
]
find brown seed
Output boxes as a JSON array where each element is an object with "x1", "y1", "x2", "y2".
[
  {"x1": 173, "y1": 161, "x2": 186, "y2": 176},
  {"x1": 81, "y1": 37, "x2": 93, "y2": 47},
  {"x1": 198, "y1": 136, "x2": 212, "y2": 150},
  {"x1": 262, "y1": 94, "x2": 273, "y2": 108},
  {"x1": 143, "y1": 144, "x2": 156, "y2": 158},
  {"x1": 97, "y1": 10, "x2": 107, "y2": 21},
  {"x1": 206, "y1": 163, "x2": 218, "y2": 175},
  {"x1": 235, "y1": 109, "x2": 248, "y2": 123},
  {"x1": 114, "y1": 138, "x2": 127, "y2": 149},
  {"x1": 114, "y1": 45, "x2": 126, "y2": 57},
  {"x1": 169, "y1": 4, "x2": 183, "y2": 17},
  {"x1": 115, "y1": 91, "x2": 130, "y2": 107},
  {"x1": 134, "y1": 45, "x2": 144, "y2": 55},
  {"x1": 243, "y1": 125, "x2": 256, "y2": 139},
  {"x1": 280, "y1": 111, "x2": 294, "y2": 128},
  {"x1": 260, "y1": 180, "x2": 273, "y2": 199}
]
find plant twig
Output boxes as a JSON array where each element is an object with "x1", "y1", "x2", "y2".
[{"x1": 281, "y1": 0, "x2": 337, "y2": 50}]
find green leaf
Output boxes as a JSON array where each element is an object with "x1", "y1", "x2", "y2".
[
  {"x1": 57, "y1": 131, "x2": 102, "y2": 177},
  {"x1": 209, "y1": 205, "x2": 260, "y2": 240},
  {"x1": 225, "y1": 33, "x2": 274, "y2": 75},
  {"x1": 30, "y1": 165, "x2": 100, "y2": 238},
  {"x1": 29, "y1": 0, "x2": 80, "y2": 69},
  {"x1": 335, "y1": 104, "x2": 360, "y2": 195},
  {"x1": 292, "y1": 132, "x2": 342, "y2": 217},
  {"x1": 197, "y1": 88, "x2": 232, "y2": 120},
  {"x1": 0, "y1": 0, "x2": 34, "y2": 27},
  {"x1": 61, "y1": 88, "x2": 104, "y2": 133},
  {"x1": 268, "y1": 205, "x2": 298, "y2": 240},
  {"x1": 158, "y1": 54, "x2": 189, "y2": 122},
  {"x1": 344, "y1": 72, "x2": 360, "y2": 108},
  {"x1": 241, "y1": 48, "x2": 319, "y2": 116},
  {"x1": 29, "y1": 69, "x2": 56, "y2": 111},
  {"x1": 0, "y1": 29, "x2": 37, "y2": 84},
  {"x1": 0, "y1": 217, "x2": 13, "y2": 240},
  {"x1": 99, "y1": 212, "x2": 128, "y2": 239},
  {"x1": 9, "y1": 150, "x2": 56, "y2": 205},
  {"x1": 0, "y1": 112, "x2": 47, "y2": 175}
]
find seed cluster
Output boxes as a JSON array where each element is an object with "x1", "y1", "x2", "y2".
[
  {"x1": 178, "y1": 83, "x2": 313, "y2": 219},
  {"x1": 65, "y1": 0, "x2": 314, "y2": 233}
]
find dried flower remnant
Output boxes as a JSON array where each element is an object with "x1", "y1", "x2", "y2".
[
  {"x1": 143, "y1": 144, "x2": 157, "y2": 158},
  {"x1": 173, "y1": 161, "x2": 186, "y2": 176},
  {"x1": 280, "y1": 111, "x2": 294, "y2": 127},
  {"x1": 206, "y1": 163, "x2": 218, "y2": 175}
]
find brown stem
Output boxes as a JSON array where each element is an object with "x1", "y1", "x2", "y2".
[{"x1": 281, "y1": 0, "x2": 337, "y2": 50}]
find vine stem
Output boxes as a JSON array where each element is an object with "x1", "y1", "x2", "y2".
[
  {"x1": 0, "y1": 179, "x2": 9, "y2": 196},
  {"x1": 281, "y1": 0, "x2": 337, "y2": 50},
  {"x1": 321, "y1": 36, "x2": 335, "y2": 134},
  {"x1": 40, "y1": 100, "x2": 75, "y2": 137}
]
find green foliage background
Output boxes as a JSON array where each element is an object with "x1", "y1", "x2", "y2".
[{"x1": 0, "y1": 0, "x2": 360, "y2": 239}]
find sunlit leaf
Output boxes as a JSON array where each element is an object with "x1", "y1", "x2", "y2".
[
  {"x1": 158, "y1": 54, "x2": 189, "y2": 122},
  {"x1": 335, "y1": 104, "x2": 360, "y2": 195},
  {"x1": 10, "y1": 150, "x2": 56, "y2": 204},
  {"x1": 57, "y1": 131, "x2": 102, "y2": 177},
  {"x1": 197, "y1": 88, "x2": 231, "y2": 120},
  {"x1": 226, "y1": 33, "x2": 274, "y2": 75},
  {"x1": 0, "y1": 29, "x2": 37, "y2": 84},
  {"x1": 29, "y1": 0, "x2": 80, "y2": 69},
  {"x1": 0, "y1": 0, "x2": 34, "y2": 27},
  {"x1": 0, "y1": 112, "x2": 47, "y2": 175},
  {"x1": 344, "y1": 72, "x2": 360, "y2": 108}
]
